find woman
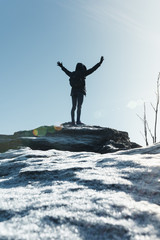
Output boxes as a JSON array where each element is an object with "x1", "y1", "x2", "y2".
[{"x1": 57, "y1": 56, "x2": 104, "y2": 125}]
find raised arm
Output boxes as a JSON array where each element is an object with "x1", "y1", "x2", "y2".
[
  {"x1": 57, "y1": 61, "x2": 72, "y2": 77},
  {"x1": 85, "y1": 56, "x2": 104, "y2": 76}
]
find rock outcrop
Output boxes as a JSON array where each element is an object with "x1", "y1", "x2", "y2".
[{"x1": 0, "y1": 123, "x2": 141, "y2": 153}]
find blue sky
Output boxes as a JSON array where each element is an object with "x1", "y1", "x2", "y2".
[{"x1": 0, "y1": 0, "x2": 160, "y2": 145}]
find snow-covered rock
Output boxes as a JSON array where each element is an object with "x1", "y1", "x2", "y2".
[
  {"x1": 0, "y1": 143, "x2": 160, "y2": 239},
  {"x1": 0, "y1": 124, "x2": 141, "y2": 153}
]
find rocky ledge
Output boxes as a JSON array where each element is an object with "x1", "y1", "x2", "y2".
[{"x1": 0, "y1": 123, "x2": 141, "y2": 153}]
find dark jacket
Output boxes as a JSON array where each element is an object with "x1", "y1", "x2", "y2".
[{"x1": 61, "y1": 61, "x2": 102, "y2": 96}]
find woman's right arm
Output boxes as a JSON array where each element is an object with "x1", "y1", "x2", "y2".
[{"x1": 57, "y1": 62, "x2": 72, "y2": 77}]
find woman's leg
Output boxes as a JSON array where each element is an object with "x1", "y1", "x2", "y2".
[
  {"x1": 77, "y1": 94, "x2": 84, "y2": 124},
  {"x1": 71, "y1": 95, "x2": 77, "y2": 124}
]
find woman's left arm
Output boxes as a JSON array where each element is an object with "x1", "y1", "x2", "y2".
[{"x1": 85, "y1": 56, "x2": 104, "y2": 76}]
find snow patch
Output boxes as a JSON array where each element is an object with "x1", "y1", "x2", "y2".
[{"x1": 0, "y1": 144, "x2": 160, "y2": 239}]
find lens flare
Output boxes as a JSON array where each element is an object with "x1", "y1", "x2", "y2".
[
  {"x1": 32, "y1": 125, "x2": 63, "y2": 137},
  {"x1": 47, "y1": 126, "x2": 55, "y2": 134},
  {"x1": 54, "y1": 125, "x2": 63, "y2": 131},
  {"x1": 33, "y1": 127, "x2": 47, "y2": 137},
  {"x1": 33, "y1": 129, "x2": 38, "y2": 136}
]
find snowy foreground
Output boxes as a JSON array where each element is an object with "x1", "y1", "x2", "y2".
[{"x1": 0, "y1": 144, "x2": 160, "y2": 240}]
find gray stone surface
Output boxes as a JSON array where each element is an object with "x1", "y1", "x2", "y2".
[{"x1": 0, "y1": 123, "x2": 141, "y2": 153}]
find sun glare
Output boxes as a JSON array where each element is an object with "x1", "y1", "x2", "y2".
[{"x1": 33, "y1": 125, "x2": 63, "y2": 137}]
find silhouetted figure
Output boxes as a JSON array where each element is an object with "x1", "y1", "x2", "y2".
[{"x1": 57, "y1": 56, "x2": 104, "y2": 125}]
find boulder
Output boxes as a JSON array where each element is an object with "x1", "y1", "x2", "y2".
[{"x1": 0, "y1": 123, "x2": 141, "y2": 153}]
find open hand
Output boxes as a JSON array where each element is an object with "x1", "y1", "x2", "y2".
[
  {"x1": 57, "y1": 61, "x2": 63, "y2": 68},
  {"x1": 100, "y1": 56, "x2": 104, "y2": 64}
]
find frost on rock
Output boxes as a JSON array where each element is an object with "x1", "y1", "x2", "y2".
[{"x1": 0, "y1": 144, "x2": 160, "y2": 239}]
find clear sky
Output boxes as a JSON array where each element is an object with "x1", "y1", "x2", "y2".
[{"x1": 0, "y1": 0, "x2": 160, "y2": 145}]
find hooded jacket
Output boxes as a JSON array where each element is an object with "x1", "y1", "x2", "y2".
[{"x1": 60, "y1": 61, "x2": 102, "y2": 96}]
